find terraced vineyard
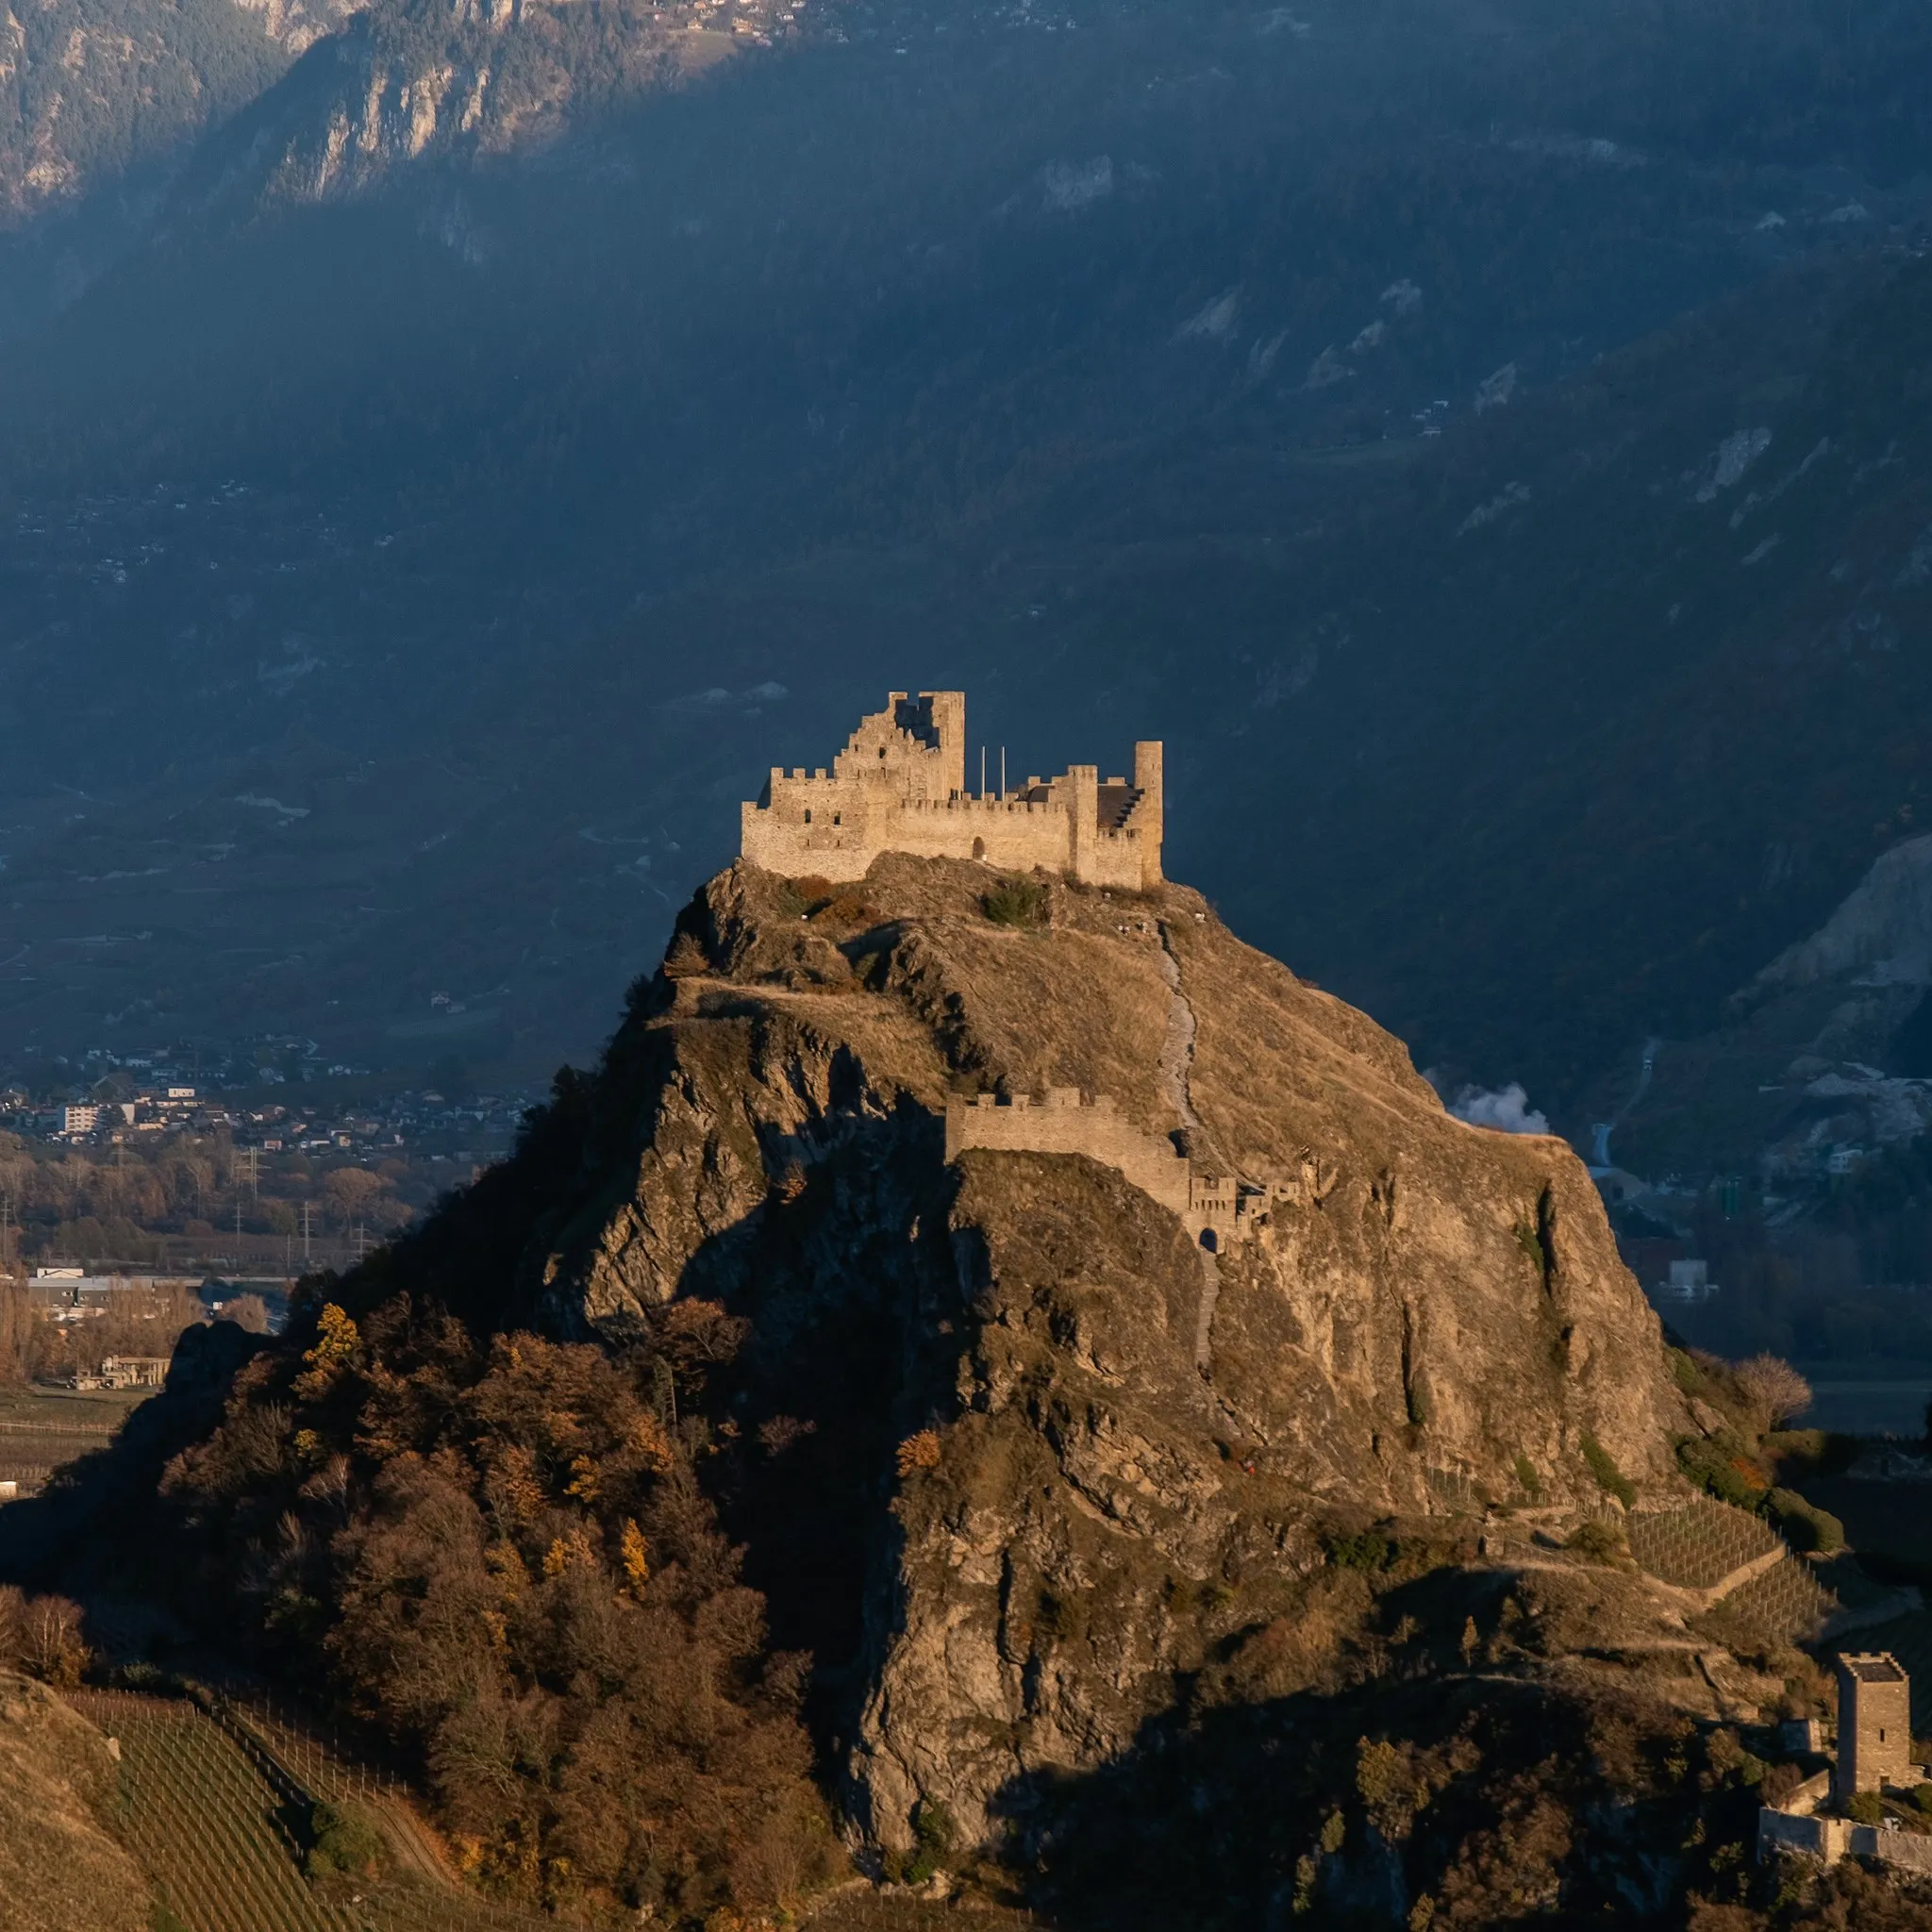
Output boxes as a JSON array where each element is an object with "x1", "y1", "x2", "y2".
[
  {"x1": 1624, "y1": 1499, "x2": 1840, "y2": 1641},
  {"x1": 1710, "y1": 1552, "x2": 1837, "y2": 1641},
  {"x1": 69, "y1": 1690, "x2": 351, "y2": 1932},
  {"x1": 65, "y1": 1690, "x2": 565, "y2": 1932},
  {"x1": 1626, "y1": 1503, "x2": 1780, "y2": 1590},
  {"x1": 62, "y1": 1685, "x2": 1060, "y2": 1932}
]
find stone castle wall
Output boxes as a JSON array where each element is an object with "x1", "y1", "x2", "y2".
[
  {"x1": 944, "y1": 1090, "x2": 1299, "y2": 1245},
  {"x1": 1758, "y1": 1807, "x2": 1932, "y2": 1875},
  {"x1": 741, "y1": 691, "x2": 1162, "y2": 890},
  {"x1": 945, "y1": 1091, "x2": 1191, "y2": 1217}
]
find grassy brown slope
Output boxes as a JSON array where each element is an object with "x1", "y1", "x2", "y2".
[{"x1": 0, "y1": 1672, "x2": 147, "y2": 1932}]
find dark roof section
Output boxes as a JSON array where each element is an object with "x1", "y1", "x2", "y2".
[{"x1": 1840, "y1": 1653, "x2": 1907, "y2": 1683}]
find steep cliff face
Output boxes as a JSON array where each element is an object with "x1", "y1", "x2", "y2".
[
  {"x1": 521, "y1": 854, "x2": 1691, "y2": 1847},
  {"x1": 173, "y1": 0, "x2": 741, "y2": 219}
]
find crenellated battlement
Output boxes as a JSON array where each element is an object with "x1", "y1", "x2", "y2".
[{"x1": 741, "y1": 691, "x2": 1163, "y2": 889}]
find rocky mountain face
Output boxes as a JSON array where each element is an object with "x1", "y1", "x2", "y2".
[
  {"x1": 0, "y1": 0, "x2": 287, "y2": 226},
  {"x1": 180, "y1": 0, "x2": 718, "y2": 218},
  {"x1": 503, "y1": 854, "x2": 1689, "y2": 1844},
  {"x1": 1596, "y1": 825, "x2": 1932, "y2": 1180}
]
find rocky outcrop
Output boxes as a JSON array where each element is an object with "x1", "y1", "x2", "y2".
[
  {"x1": 175, "y1": 0, "x2": 740, "y2": 221},
  {"x1": 1741, "y1": 831, "x2": 1932, "y2": 1000},
  {"x1": 523, "y1": 854, "x2": 1693, "y2": 1850}
]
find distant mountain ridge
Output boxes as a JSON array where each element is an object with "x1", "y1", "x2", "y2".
[
  {"x1": 171, "y1": 0, "x2": 791, "y2": 221},
  {"x1": 5, "y1": 0, "x2": 1932, "y2": 1113}
]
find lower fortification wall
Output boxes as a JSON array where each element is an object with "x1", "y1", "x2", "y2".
[
  {"x1": 1757, "y1": 1805, "x2": 1932, "y2": 1874},
  {"x1": 1757, "y1": 1810, "x2": 1845, "y2": 1864},
  {"x1": 945, "y1": 1091, "x2": 1190, "y2": 1217}
]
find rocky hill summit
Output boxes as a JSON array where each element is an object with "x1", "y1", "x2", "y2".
[
  {"x1": 9, "y1": 845, "x2": 1890, "y2": 1926},
  {"x1": 509, "y1": 850, "x2": 1690, "y2": 1843}
]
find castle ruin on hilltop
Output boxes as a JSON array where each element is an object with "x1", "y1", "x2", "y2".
[{"x1": 740, "y1": 691, "x2": 1163, "y2": 891}]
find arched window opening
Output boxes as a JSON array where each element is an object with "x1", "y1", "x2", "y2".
[{"x1": 1200, "y1": 1228, "x2": 1218, "y2": 1254}]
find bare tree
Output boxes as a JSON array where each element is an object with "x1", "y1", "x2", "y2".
[
  {"x1": 220, "y1": 1292, "x2": 272, "y2": 1334},
  {"x1": 1734, "y1": 1354, "x2": 1813, "y2": 1430},
  {"x1": 17, "y1": 1594, "x2": 88, "y2": 1687}
]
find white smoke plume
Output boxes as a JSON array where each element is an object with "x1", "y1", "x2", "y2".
[{"x1": 1450, "y1": 1082, "x2": 1550, "y2": 1135}]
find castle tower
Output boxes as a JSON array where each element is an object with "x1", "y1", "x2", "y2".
[
  {"x1": 923, "y1": 691, "x2": 967, "y2": 797},
  {"x1": 1834, "y1": 1653, "x2": 1913, "y2": 1798},
  {"x1": 1062, "y1": 764, "x2": 1099, "y2": 880},
  {"x1": 1133, "y1": 740, "x2": 1164, "y2": 888}
]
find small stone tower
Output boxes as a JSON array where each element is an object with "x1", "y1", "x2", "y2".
[{"x1": 1834, "y1": 1652, "x2": 1913, "y2": 1797}]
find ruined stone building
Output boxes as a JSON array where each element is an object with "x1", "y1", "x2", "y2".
[
  {"x1": 743, "y1": 698, "x2": 1304, "y2": 1243},
  {"x1": 741, "y1": 691, "x2": 1163, "y2": 890},
  {"x1": 1758, "y1": 1652, "x2": 1927, "y2": 1874}
]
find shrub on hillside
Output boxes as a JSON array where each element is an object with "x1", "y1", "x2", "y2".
[
  {"x1": 886, "y1": 1798, "x2": 958, "y2": 1887},
  {"x1": 1567, "y1": 1519, "x2": 1624, "y2": 1564},
  {"x1": 1764, "y1": 1488, "x2": 1844, "y2": 1555},
  {"x1": 775, "y1": 875, "x2": 834, "y2": 919},
  {"x1": 1579, "y1": 1434, "x2": 1637, "y2": 1508},
  {"x1": 304, "y1": 1802, "x2": 385, "y2": 1882},
  {"x1": 1677, "y1": 1433, "x2": 1767, "y2": 1507},
  {"x1": 1324, "y1": 1528, "x2": 1395, "y2": 1573},
  {"x1": 1763, "y1": 1428, "x2": 1857, "y2": 1477},
  {"x1": 1734, "y1": 1355, "x2": 1812, "y2": 1431},
  {"x1": 0, "y1": 1587, "x2": 90, "y2": 1688},
  {"x1": 982, "y1": 876, "x2": 1049, "y2": 927}
]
